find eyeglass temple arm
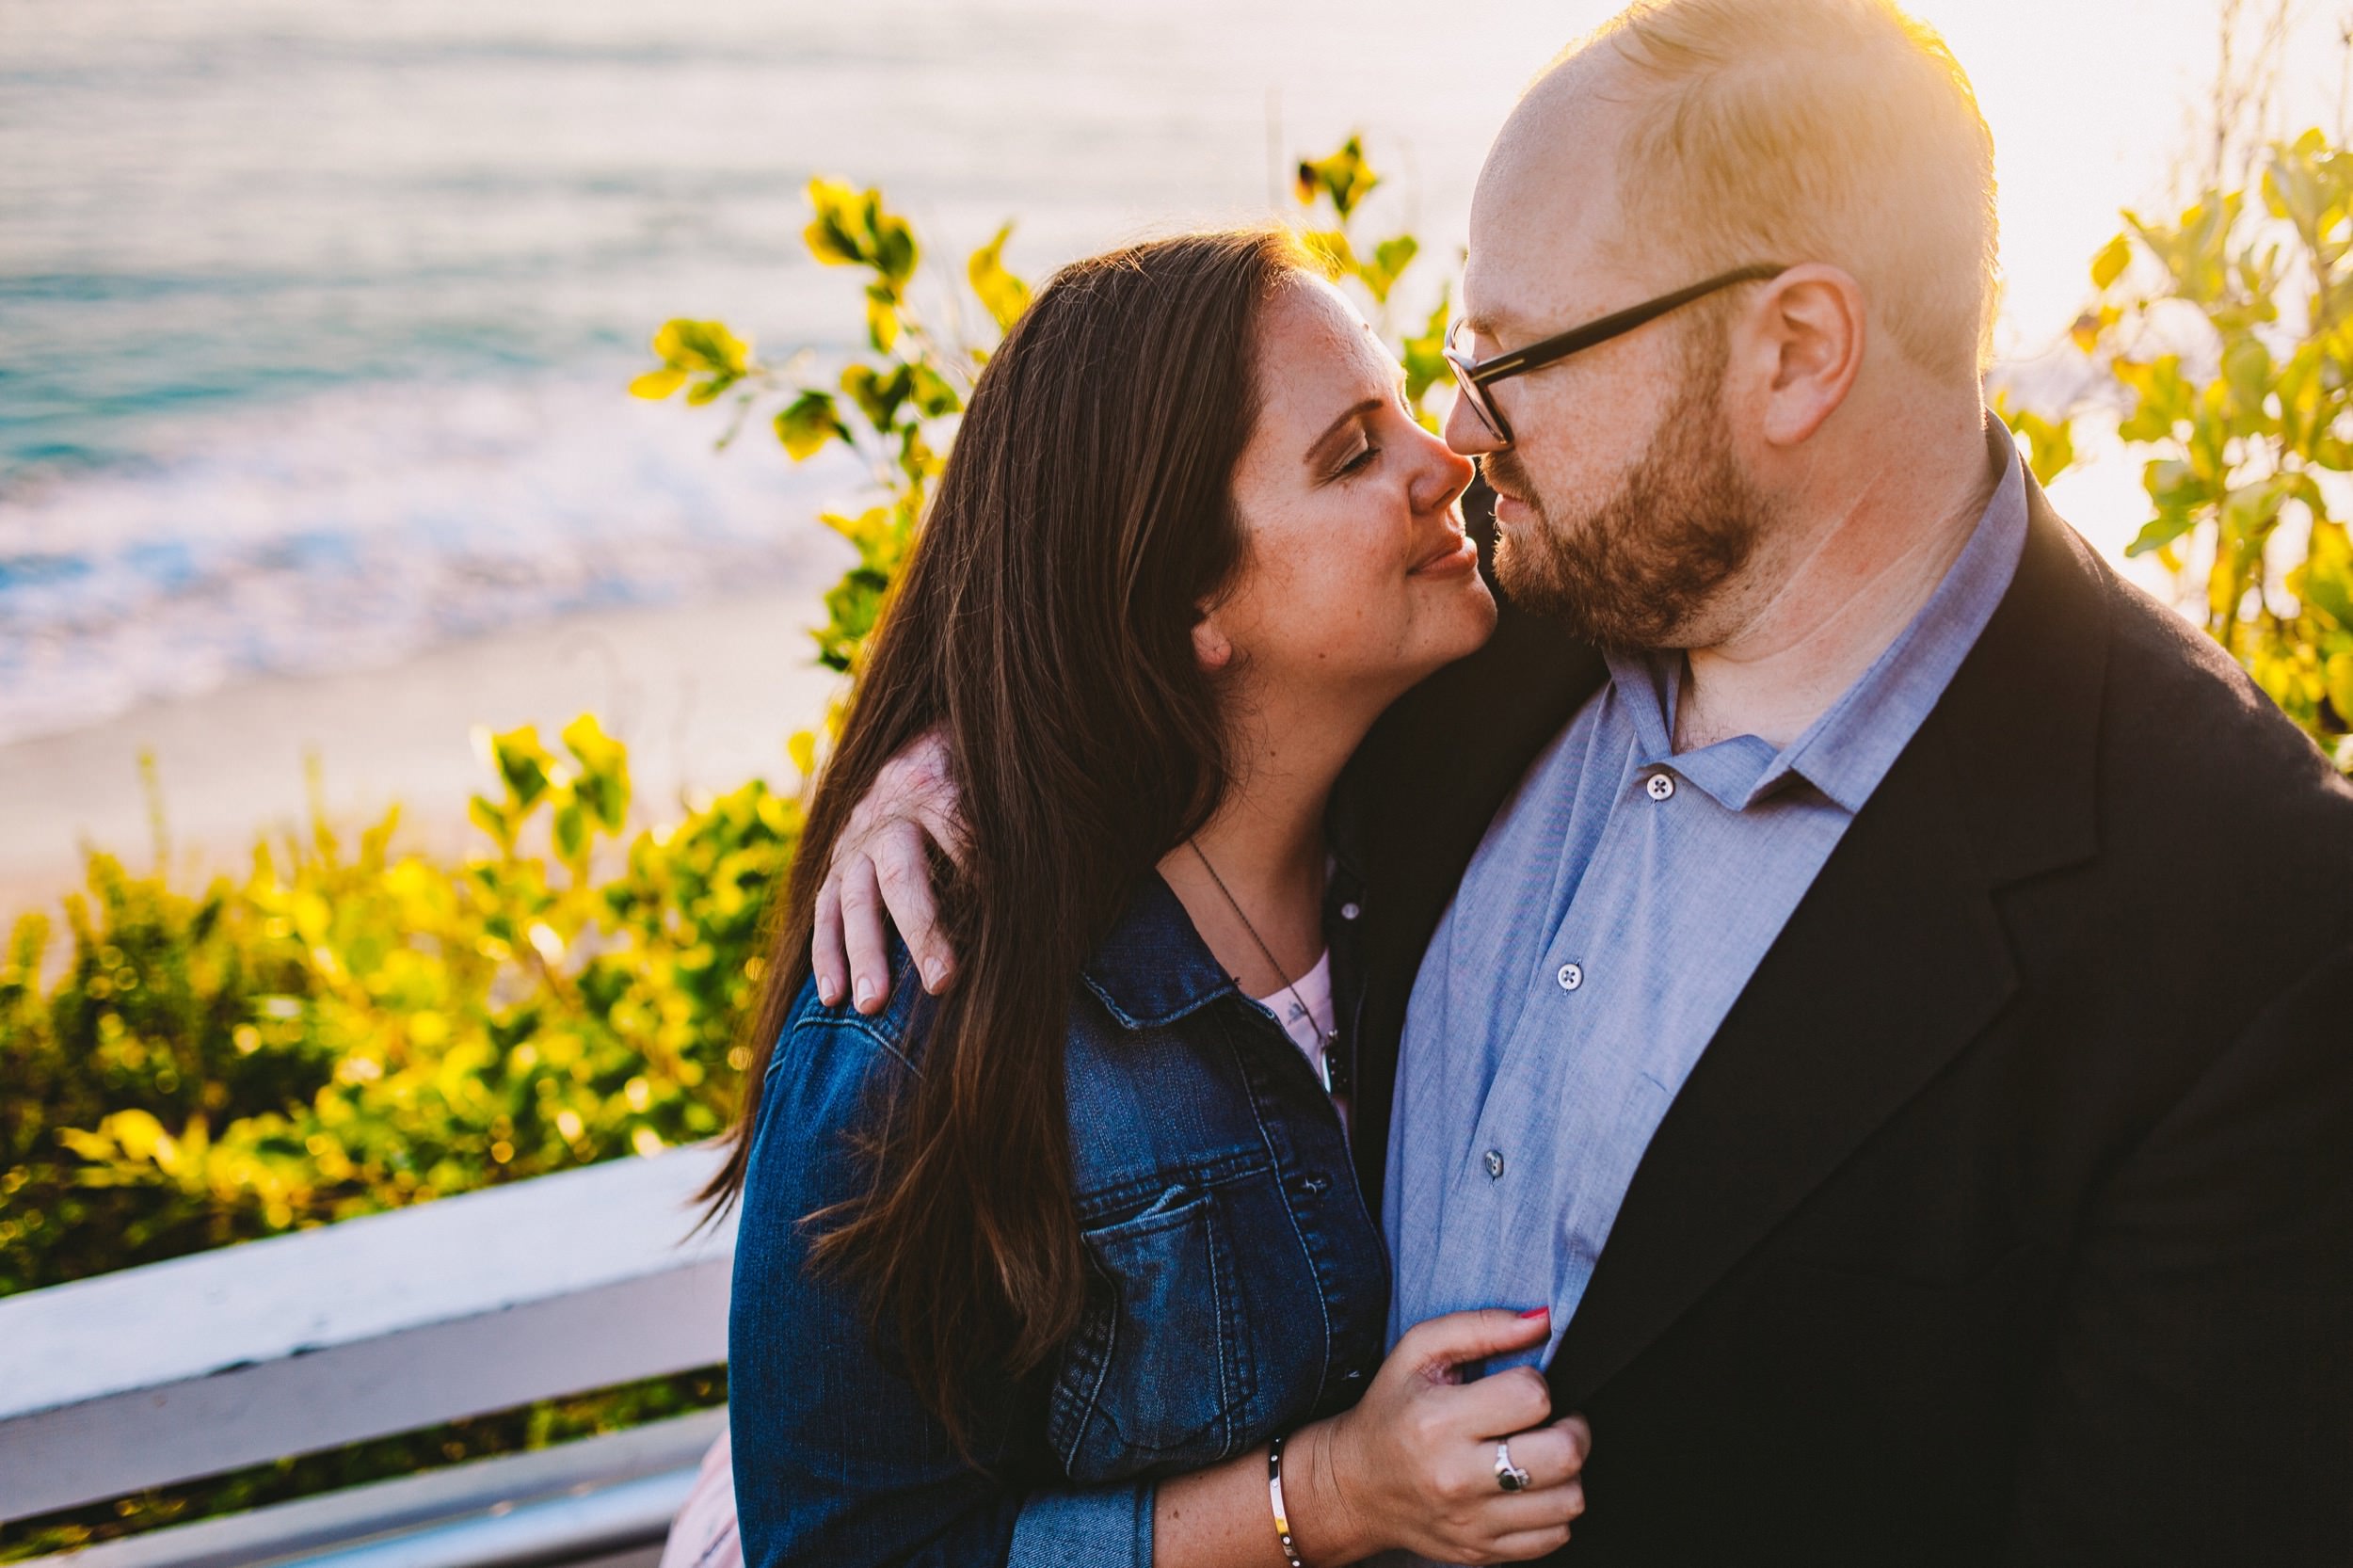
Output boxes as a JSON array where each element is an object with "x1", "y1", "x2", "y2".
[{"x1": 1467, "y1": 263, "x2": 1788, "y2": 386}]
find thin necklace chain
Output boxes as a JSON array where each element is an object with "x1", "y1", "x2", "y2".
[{"x1": 1185, "y1": 840, "x2": 1338, "y2": 1081}]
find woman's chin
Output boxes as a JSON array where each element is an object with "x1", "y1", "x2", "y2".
[{"x1": 1409, "y1": 574, "x2": 1501, "y2": 676}]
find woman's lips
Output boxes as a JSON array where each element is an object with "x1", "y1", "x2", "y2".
[{"x1": 1408, "y1": 530, "x2": 1480, "y2": 576}]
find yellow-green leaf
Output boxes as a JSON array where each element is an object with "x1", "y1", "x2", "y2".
[
  {"x1": 841, "y1": 362, "x2": 910, "y2": 430},
  {"x1": 968, "y1": 223, "x2": 1032, "y2": 332},
  {"x1": 489, "y1": 726, "x2": 553, "y2": 809},
  {"x1": 2090, "y1": 232, "x2": 2133, "y2": 292},
  {"x1": 628, "y1": 368, "x2": 687, "y2": 401},
  {"x1": 864, "y1": 291, "x2": 900, "y2": 354},
  {"x1": 467, "y1": 793, "x2": 511, "y2": 845},
  {"x1": 559, "y1": 715, "x2": 630, "y2": 833},
  {"x1": 1295, "y1": 135, "x2": 1380, "y2": 221},
  {"x1": 872, "y1": 211, "x2": 918, "y2": 287},
  {"x1": 648, "y1": 319, "x2": 751, "y2": 376},
  {"x1": 552, "y1": 800, "x2": 587, "y2": 865},
  {"x1": 107, "y1": 1109, "x2": 169, "y2": 1164},
  {"x1": 775, "y1": 391, "x2": 845, "y2": 461},
  {"x1": 2327, "y1": 651, "x2": 2353, "y2": 720},
  {"x1": 804, "y1": 178, "x2": 866, "y2": 267},
  {"x1": 908, "y1": 362, "x2": 961, "y2": 419},
  {"x1": 1361, "y1": 233, "x2": 1419, "y2": 302},
  {"x1": 1401, "y1": 285, "x2": 1453, "y2": 419}
]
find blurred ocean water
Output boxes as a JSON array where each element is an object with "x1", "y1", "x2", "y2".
[{"x1": 0, "y1": 0, "x2": 1564, "y2": 747}]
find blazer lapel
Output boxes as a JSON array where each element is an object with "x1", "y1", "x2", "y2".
[{"x1": 1548, "y1": 489, "x2": 2109, "y2": 1403}]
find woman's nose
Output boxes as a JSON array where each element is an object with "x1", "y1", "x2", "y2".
[{"x1": 1409, "y1": 420, "x2": 1478, "y2": 513}]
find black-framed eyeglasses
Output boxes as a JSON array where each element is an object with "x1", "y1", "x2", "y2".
[{"x1": 1445, "y1": 263, "x2": 1787, "y2": 446}]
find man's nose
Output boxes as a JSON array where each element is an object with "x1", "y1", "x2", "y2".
[{"x1": 1443, "y1": 386, "x2": 1503, "y2": 457}]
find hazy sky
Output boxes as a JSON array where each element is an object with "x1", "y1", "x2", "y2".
[
  {"x1": 1911, "y1": 0, "x2": 2345, "y2": 352},
  {"x1": 1405, "y1": 0, "x2": 2349, "y2": 354}
]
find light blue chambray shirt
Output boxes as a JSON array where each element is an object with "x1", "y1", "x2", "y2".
[{"x1": 1383, "y1": 425, "x2": 2029, "y2": 1381}]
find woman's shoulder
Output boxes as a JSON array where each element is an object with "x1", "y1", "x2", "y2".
[
  {"x1": 738, "y1": 950, "x2": 936, "y2": 1245},
  {"x1": 778, "y1": 939, "x2": 933, "y2": 1071},
  {"x1": 749, "y1": 942, "x2": 936, "y2": 1166}
]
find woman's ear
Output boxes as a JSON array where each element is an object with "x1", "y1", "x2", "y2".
[{"x1": 1191, "y1": 609, "x2": 1235, "y2": 673}]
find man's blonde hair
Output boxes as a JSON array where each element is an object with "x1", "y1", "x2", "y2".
[{"x1": 1578, "y1": 0, "x2": 1998, "y2": 386}]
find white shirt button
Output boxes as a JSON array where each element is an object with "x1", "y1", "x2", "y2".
[
  {"x1": 1339, "y1": 901, "x2": 1361, "y2": 920},
  {"x1": 1646, "y1": 772, "x2": 1676, "y2": 802},
  {"x1": 1557, "y1": 962, "x2": 1584, "y2": 992}
]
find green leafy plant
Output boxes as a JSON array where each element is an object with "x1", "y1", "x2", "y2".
[
  {"x1": 631, "y1": 177, "x2": 996, "y2": 682},
  {"x1": 1293, "y1": 135, "x2": 1455, "y2": 421},
  {"x1": 0, "y1": 726, "x2": 795, "y2": 1557},
  {"x1": 2000, "y1": 126, "x2": 2353, "y2": 768},
  {"x1": 1, "y1": 716, "x2": 798, "y2": 1297}
]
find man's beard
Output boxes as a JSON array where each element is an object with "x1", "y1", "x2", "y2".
[{"x1": 1483, "y1": 360, "x2": 1769, "y2": 650}]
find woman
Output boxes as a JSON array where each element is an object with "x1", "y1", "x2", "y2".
[{"x1": 712, "y1": 229, "x2": 1589, "y2": 1567}]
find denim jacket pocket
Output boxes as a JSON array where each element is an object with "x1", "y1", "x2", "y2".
[{"x1": 1048, "y1": 1179, "x2": 1257, "y2": 1480}]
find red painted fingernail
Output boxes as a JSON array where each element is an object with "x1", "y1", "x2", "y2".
[{"x1": 1518, "y1": 1306, "x2": 1549, "y2": 1320}]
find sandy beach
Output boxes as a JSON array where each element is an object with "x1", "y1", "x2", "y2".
[{"x1": 0, "y1": 572, "x2": 846, "y2": 923}]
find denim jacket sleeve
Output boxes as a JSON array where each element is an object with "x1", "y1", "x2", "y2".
[{"x1": 729, "y1": 992, "x2": 1156, "y2": 1568}]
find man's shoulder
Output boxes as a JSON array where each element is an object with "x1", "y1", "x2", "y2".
[
  {"x1": 2046, "y1": 544, "x2": 2353, "y2": 996},
  {"x1": 2088, "y1": 552, "x2": 2353, "y2": 842}
]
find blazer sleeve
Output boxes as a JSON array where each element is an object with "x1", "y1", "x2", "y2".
[
  {"x1": 729, "y1": 1018, "x2": 1155, "y2": 1568},
  {"x1": 2004, "y1": 940, "x2": 2353, "y2": 1565}
]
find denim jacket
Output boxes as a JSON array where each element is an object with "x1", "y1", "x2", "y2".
[{"x1": 728, "y1": 866, "x2": 1390, "y2": 1568}]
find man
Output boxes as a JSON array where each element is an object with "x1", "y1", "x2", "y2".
[{"x1": 813, "y1": 0, "x2": 2353, "y2": 1560}]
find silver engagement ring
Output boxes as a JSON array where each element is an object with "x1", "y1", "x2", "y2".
[{"x1": 1495, "y1": 1437, "x2": 1532, "y2": 1493}]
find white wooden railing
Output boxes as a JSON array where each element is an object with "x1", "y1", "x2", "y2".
[{"x1": 0, "y1": 1144, "x2": 737, "y2": 1567}]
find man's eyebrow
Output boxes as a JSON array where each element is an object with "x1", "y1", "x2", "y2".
[{"x1": 1305, "y1": 395, "x2": 1385, "y2": 466}]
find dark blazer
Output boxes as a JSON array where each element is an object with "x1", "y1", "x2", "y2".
[{"x1": 1338, "y1": 478, "x2": 2353, "y2": 1565}]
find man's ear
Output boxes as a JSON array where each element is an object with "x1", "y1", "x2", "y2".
[
  {"x1": 1748, "y1": 264, "x2": 1865, "y2": 448},
  {"x1": 1191, "y1": 610, "x2": 1235, "y2": 673}
]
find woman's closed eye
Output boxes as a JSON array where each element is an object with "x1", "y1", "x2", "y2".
[
  {"x1": 1332, "y1": 434, "x2": 1380, "y2": 479},
  {"x1": 1331, "y1": 386, "x2": 1422, "y2": 480}
]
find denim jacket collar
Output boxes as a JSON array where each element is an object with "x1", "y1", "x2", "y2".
[
  {"x1": 1080, "y1": 835, "x2": 1371, "y2": 1034},
  {"x1": 1080, "y1": 873, "x2": 1236, "y2": 1031}
]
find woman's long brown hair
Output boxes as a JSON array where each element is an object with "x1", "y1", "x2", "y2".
[{"x1": 705, "y1": 228, "x2": 1313, "y2": 1447}]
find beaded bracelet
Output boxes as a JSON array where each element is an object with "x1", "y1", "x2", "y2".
[{"x1": 1267, "y1": 1432, "x2": 1307, "y2": 1567}]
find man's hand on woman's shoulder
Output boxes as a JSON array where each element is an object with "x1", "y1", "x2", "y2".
[{"x1": 811, "y1": 729, "x2": 964, "y2": 1014}]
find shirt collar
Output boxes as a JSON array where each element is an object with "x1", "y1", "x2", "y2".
[{"x1": 1604, "y1": 418, "x2": 2030, "y2": 815}]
